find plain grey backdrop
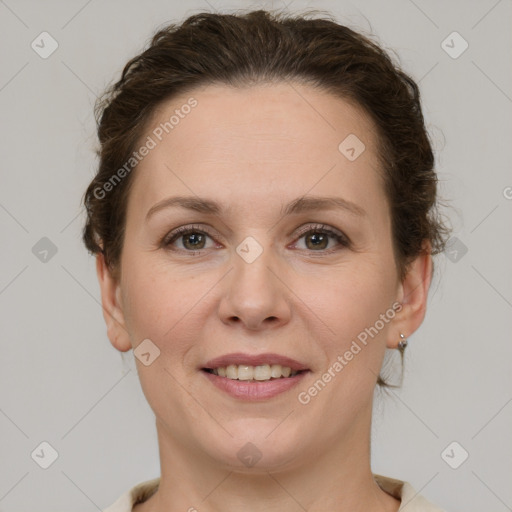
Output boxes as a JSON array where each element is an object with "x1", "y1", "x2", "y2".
[{"x1": 0, "y1": 0, "x2": 511, "y2": 510}]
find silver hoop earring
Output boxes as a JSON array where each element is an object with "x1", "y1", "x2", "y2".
[{"x1": 398, "y1": 333, "x2": 408, "y2": 350}]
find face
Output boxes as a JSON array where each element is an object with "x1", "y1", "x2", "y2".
[{"x1": 98, "y1": 81, "x2": 430, "y2": 472}]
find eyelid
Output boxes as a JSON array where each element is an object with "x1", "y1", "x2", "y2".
[{"x1": 293, "y1": 223, "x2": 349, "y2": 244}]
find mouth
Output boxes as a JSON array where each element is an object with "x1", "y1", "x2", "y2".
[{"x1": 200, "y1": 353, "x2": 310, "y2": 400}]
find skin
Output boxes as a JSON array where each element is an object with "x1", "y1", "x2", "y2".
[{"x1": 96, "y1": 81, "x2": 432, "y2": 512}]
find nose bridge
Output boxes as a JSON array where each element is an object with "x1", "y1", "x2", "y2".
[
  {"x1": 232, "y1": 234, "x2": 279, "y2": 306},
  {"x1": 218, "y1": 234, "x2": 291, "y2": 329},
  {"x1": 234, "y1": 238, "x2": 275, "y2": 294}
]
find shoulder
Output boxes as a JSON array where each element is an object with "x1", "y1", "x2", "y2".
[
  {"x1": 374, "y1": 474, "x2": 446, "y2": 511},
  {"x1": 102, "y1": 478, "x2": 160, "y2": 512}
]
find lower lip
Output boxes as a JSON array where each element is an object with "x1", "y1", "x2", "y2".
[{"x1": 201, "y1": 370, "x2": 309, "y2": 401}]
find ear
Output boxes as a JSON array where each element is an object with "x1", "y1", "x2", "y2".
[
  {"x1": 96, "y1": 253, "x2": 132, "y2": 352},
  {"x1": 387, "y1": 247, "x2": 433, "y2": 349}
]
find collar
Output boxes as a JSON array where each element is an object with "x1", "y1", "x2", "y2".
[{"x1": 103, "y1": 474, "x2": 444, "y2": 511}]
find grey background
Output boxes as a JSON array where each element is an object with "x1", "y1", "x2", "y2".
[{"x1": 0, "y1": 0, "x2": 511, "y2": 510}]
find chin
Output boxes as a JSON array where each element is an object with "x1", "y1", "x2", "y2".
[{"x1": 199, "y1": 418, "x2": 308, "y2": 472}]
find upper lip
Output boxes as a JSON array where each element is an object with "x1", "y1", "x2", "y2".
[{"x1": 203, "y1": 353, "x2": 309, "y2": 372}]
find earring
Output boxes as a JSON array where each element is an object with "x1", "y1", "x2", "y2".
[{"x1": 398, "y1": 333, "x2": 408, "y2": 350}]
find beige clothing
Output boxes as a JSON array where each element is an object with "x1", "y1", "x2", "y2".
[{"x1": 103, "y1": 474, "x2": 445, "y2": 511}]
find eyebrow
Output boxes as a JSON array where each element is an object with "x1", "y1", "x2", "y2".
[{"x1": 145, "y1": 194, "x2": 366, "y2": 222}]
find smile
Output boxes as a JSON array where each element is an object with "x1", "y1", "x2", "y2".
[{"x1": 201, "y1": 352, "x2": 310, "y2": 400}]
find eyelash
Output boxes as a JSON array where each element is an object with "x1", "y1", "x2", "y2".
[{"x1": 161, "y1": 223, "x2": 350, "y2": 256}]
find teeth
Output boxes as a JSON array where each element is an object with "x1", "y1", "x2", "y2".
[
  {"x1": 254, "y1": 364, "x2": 271, "y2": 380},
  {"x1": 270, "y1": 364, "x2": 282, "y2": 378},
  {"x1": 226, "y1": 364, "x2": 238, "y2": 379},
  {"x1": 210, "y1": 364, "x2": 299, "y2": 381},
  {"x1": 237, "y1": 365, "x2": 254, "y2": 381}
]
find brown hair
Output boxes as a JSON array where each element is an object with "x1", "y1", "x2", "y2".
[{"x1": 82, "y1": 8, "x2": 449, "y2": 385}]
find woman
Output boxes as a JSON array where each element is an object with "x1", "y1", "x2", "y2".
[{"x1": 82, "y1": 9, "x2": 448, "y2": 511}]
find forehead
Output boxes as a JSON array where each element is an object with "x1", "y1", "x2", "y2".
[
  {"x1": 147, "y1": 81, "x2": 378, "y2": 158},
  {"x1": 127, "y1": 81, "x2": 385, "y2": 220}
]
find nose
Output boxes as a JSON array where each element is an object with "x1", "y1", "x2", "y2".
[{"x1": 217, "y1": 243, "x2": 292, "y2": 331}]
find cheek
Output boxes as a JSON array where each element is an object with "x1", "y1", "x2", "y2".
[
  {"x1": 296, "y1": 256, "x2": 396, "y2": 341},
  {"x1": 291, "y1": 257, "x2": 397, "y2": 411},
  {"x1": 120, "y1": 256, "x2": 194, "y2": 347},
  {"x1": 120, "y1": 260, "x2": 206, "y2": 414},
  {"x1": 120, "y1": 255, "x2": 220, "y2": 378}
]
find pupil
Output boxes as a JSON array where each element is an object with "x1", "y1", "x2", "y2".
[
  {"x1": 308, "y1": 233, "x2": 327, "y2": 249},
  {"x1": 185, "y1": 233, "x2": 204, "y2": 249}
]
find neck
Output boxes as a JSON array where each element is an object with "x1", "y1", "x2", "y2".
[{"x1": 138, "y1": 404, "x2": 399, "y2": 512}]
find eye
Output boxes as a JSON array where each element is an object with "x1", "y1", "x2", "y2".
[
  {"x1": 293, "y1": 224, "x2": 350, "y2": 253},
  {"x1": 161, "y1": 223, "x2": 350, "y2": 255},
  {"x1": 162, "y1": 225, "x2": 217, "y2": 253}
]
